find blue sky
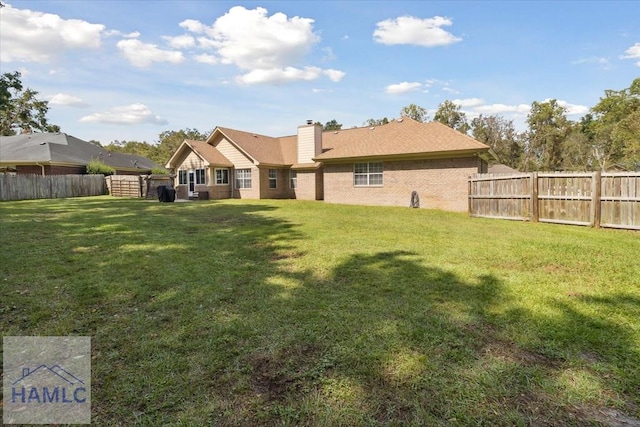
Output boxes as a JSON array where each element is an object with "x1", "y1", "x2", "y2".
[{"x1": 1, "y1": 1, "x2": 639, "y2": 145}]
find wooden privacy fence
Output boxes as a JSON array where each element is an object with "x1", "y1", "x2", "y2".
[
  {"x1": 106, "y1": 175, "x2": 172, "y2": 198},
  {"x1": 0, "y1": 174, "x2": 106, "y2": 201},
  {"x1": 468, "y1": 171, "x2": 640, "y2": 230}
]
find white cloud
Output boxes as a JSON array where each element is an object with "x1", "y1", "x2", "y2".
[
  {"x1": 572, "y1": 56, "x2": 611, "y2": 69},
  {"x1": 179, "y1": 19, "x2": 207, "y2": 34},
  {"x1": 621, "y1": 42, "x2": 640, "y2": 67},
  {"x1": 474, "y1": 103, "x2": 531, "y2": 115},
  {"x1": 385, "y1": 81, "x2": 423, "y2": 95},
  {"x1": 105, "y1": 30, "x2": 140, "y2": 39},
  {"x1": 201, "y1": 6, "x2": 318, "y2": 69},
  {"x1": 547, "y1": 99, "x2": 589, "y2": 116},
  {"x1": 373, "y1": 15, "x2": 462, "y2": 47},
  {"x1": 194, "y1": 54, "x2": 219, "y2": 65},
  {"x1": 117, "y1": 39, "x2": 185, "y2": 68},
  {"x1": 442, "y1": 85, "x2": 460, "y2": 94},
  {"x1": 0, "y1": 3, "x2": 104, "y2": 63},
  {"x1": 452, "y1": 98, "x2": 484, "y2": 107},
  {"x1": 80, "y1": 103, "x2": 168, "y2": 125},
  {"x1": 163, "y1": 34, "x2": 196, "y2": 49},
  {"x1": 236, "y1": 66, "x2": 344, "y2": 85},
  {"x1": 48, "y1": 93, "x2": 89, "y2": 107},
  {"x1": 323, "y1": 69, "x2": 346, "y2": 82},
  {"x1": 182, "y1": 6, "x2": 343, "y2": 84}
]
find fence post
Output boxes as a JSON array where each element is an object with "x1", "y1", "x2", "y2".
[
  {"x1": 468, "y1": 176, "x2": 472, "y2": 217},
  {"x1": 531, "y1": 172, "x2": 538, "y2": 222},
  {"x1": 591, "y1": 171, "x2": 601, "y2": 228}
]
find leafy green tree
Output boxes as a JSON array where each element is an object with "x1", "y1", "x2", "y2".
[
  {"x1": 400, "y1": 103, "x2": 429, "y2": 122},
  {"x1": 471, "y1": 115, "x2": 522, "y2": 169},
  {"x1": 104, "y1": 140, "x2": 156, "y2": 160},
  {"x1": 154, "y1": 128, "x2": 207, "y2": 165},
  {"x1": 0, "y1": 71, "x2": 60, "y2": 135},
  {"x1": 589, "y1": 78, "x2": 640, "y2": 170},
  {"x1": 525, "y1": 99, "x2": 571, "y2": 171},
  {"x1": 434, "y1": 100, "x2": 470, "y2": 134},
  {"x1": 322, "y1": 119, "x2": 342, "y2": 131},
  {"x1": 363, "y1": 117, "x2": 389, "y2": 126}
]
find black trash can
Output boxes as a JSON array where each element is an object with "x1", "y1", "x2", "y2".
[
  {"x1": 165, "y1": 186, "x2": 176, "y2": 202},
  {"x1": 157, "y1": 185, "x2": 166, "y2": 202},
  {"x1": 157, "y1": 185, "x2": 175, "y2": 202}
]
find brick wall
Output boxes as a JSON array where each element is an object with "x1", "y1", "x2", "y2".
[
  {"x1": 323, "y1": 157, "x2": 481, "y2": 212},
  {"x1": 233, "y1": 166, "x2": 260, "y2": 199},
  {"x1": 293, "y1": 169, "x2": 323, "y2": 200},
  {"x1": 259, "y1": 167, "x2": 295, "y2": 199},
  {"x1": 17, "y1": 165, "x2": 85, "y2": 175}
]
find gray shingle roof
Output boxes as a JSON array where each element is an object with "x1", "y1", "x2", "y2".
[{"x1": 0, "y1": 133, "x2": 158, "y2": 172}]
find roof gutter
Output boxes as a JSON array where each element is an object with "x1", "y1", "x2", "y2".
[{"x1": 314, "y1": 148, "x2": 490, "y2": 164}]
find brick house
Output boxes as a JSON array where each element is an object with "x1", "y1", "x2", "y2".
[
  {"x1": 0, "y1": 133, "x2": 158, "y2": 176},
  {"x1": 165, "y1": 118, "x2": 490, "y2": 211}
]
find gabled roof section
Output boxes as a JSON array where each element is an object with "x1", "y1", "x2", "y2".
[
  {"x1": 210, "y1": 127, "x2": 297, "y2": 166},
  {"x1": 314, "y1": 118, "x2": 490, "y2": 161},
  {"x1": 165, "y1": 139, "x2": 233, "y2": 168},
  {"x1": 187, "y1": 140, "x2": 233, "y2": 167}
]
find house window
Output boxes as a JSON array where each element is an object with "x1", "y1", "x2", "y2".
[
  {"x1": 290, "y1": 170, "x2": 297, "y2": 189},
  {"x1": 354, "y1": 162, "x2": 383, "y2": 186},
  {"x1": 178, "y1": 170, "x2": 187, "y2": 185},
  {"x1": 215, "y1": 168, "x2": 229, "y2": 185},
  {"x1": 195, "y1": 168, "x2": 206, "y2": 185},
  {"x1": 268, "y1": 169, "x2": 277, "y2": 189},
  {"x1": 236, "y1": 168, "x2": 251, "y2": 189}
]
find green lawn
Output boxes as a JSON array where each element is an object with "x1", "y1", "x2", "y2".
[{"x1": 1, "y1": 196, "x2": 639, "y2": 426}]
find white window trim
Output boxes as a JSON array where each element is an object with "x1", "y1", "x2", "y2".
[
  {"x1": 178, "y1": 170, "x2": 187, "y2": 185},
  {"x1": 215, "y1": 168, "x2": 229, "y2": 185},
  {"x1": 236, "y1": 168, "x2": 252, "y2": 189},
  {"x1": 268, "y1": 169, "x2": 277, "y2": 189},
  {"x1": 195, "y1": 168, "x2": 206, "y2": 185},
  {"x1": 353, "y1": 162, "x2": 383, "y2": 187},
  {"x1": 289, "y1": 170, "x2": 297, "y2": 189}
]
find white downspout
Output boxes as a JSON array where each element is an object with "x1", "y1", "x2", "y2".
[{"x1": 35, "y1": 162, "x2": 45, "y2": 176}]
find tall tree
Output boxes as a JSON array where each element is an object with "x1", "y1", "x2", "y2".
[
  {"x1": 525, "y1": 99, "x2": 571, "y2": 171},
  {"x1": 363, "y1": 117, "x2": 389, "y2": 126},
  {"x1": 434, "y1": 100, "x2": 470, "y2": 134},
  {"x1": 0, "y1": 71, "x2": 60, "y2": 135},
  {"x1": 104, "y1": 140, "x2": 156, "y2": 160},
  {"x1": 154, "y1": 128, "x2": 207, "y2": 165},
  {"x1": 400, "y1": 104, "x2": 429, "y2": 122},
  {"x1": 471, "y1": 115, "x2": 522, "y2": 169},
  {"x1": 589, "y1": 78, "x2": 640, "y2": 170},
  {"x1": 322, "y1": 119, "x2": 342, "y2": 131}
]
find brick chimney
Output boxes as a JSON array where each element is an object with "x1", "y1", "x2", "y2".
[{"x1": 297, "y1": 120, "x2": 322, "y2": 164}]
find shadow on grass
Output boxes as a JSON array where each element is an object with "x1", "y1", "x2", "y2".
[{"x1": 0, "y1": 197, "x2": 638, "y2": 426}]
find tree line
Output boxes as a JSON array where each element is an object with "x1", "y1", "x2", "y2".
[
  {"x1": 384, "y1": 79, "x2": 639, "y2": 172},
  {"x1": 2, "y1": 70, "x2": 638, "y2": 171}
]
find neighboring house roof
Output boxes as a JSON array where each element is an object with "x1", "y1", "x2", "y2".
[
  {"x1": 0, "y1": 133, "x2": 158, "y2": 172},
  {"x1": 315, "y1": 118, "x2": 490, "y2": 161},
  {"x1": 488, "y1": 164, "x2": 520, "y2": 174}
]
